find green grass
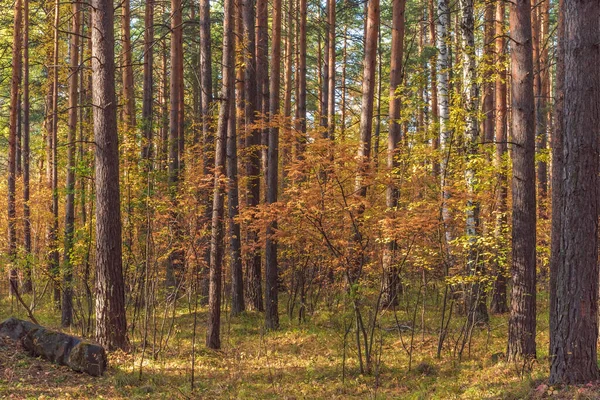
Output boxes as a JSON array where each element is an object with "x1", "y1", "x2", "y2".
[{"x1": 0, "y1": 287, "x2": 586, "y2": 399}]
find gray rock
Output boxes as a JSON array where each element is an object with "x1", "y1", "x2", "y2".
[{"x1": 0, "y1": 317, "x2": 37, "y2": 341}]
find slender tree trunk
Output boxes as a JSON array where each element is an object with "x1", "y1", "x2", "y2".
[
  {"x1": 243, "y1": 0, "x2": 264, "y2": 311},
  {"x1": 256, "y1": 0, "x2": 269, "y2": 180},
  {"x1": 121, "y1": 0, "x2": 135, "y2": 127},
  {"x1": 166, "y1": 0, "x2": 185, "y2": 288},
  {"x1": 327, "y1": 0, "x2": 335, "y2": 140},
  {"x1": 381, "y1": 0, "x2": 406, "y2": 308},
  {"x1": 22, "y1": 0, "x2": 32, "y2": 294},
  {"x1": 490, "y1": 0, "x2": 508, "y2": 314},
  {"x1": 536, "y1": 0, "x2": 549, "y2": 216},
  {"x1": 506, "y1": 0, "x2": 536, "y2": 361},
  {"x1": 428, "y1": 0, "x2": 439, "y2": 177},
  {"x1": 265, "y1": 0, "x2": 282, "y2": 330},
  {"x1": 207, "y1": 0, "x2": 234, "y2": 348},
  {"x1": 230, "y1": 0, "x2": 245, "y2": 316},
  {"x1": 296, "y1": 0, "x2": 307, "y2": 141},
  {"x1": 141, "y1": 0, "x2": 154, "y2": 161},
  {"x1": 62, "y1": 0, "x2": 80, "y2": 327},
  {"x1": 8, "y1": 0, "x2": 23, "y2": 295},
  {"x1": 92, "y1": 0, "x2": 128, "y2": 351},
  {"x1": 49, "y1": 0, "x2": 61, "y2": 305},
  {"x1": 549, "y1": 0, "x2": 599, "y2": 384},
  {"x1": 482, "y1": 0, "x2": 494, "y2": 144},
  {"x1": 460, "y1": 0, "x2": 488, "y2": 325}
]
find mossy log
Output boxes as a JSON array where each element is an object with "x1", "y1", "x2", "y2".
[{"x1": 0, "y1": 317, "x2": 107, "y2": 376}]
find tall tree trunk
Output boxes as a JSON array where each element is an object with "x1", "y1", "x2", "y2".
[
  {"x1": 243, "y1": 0, "x2": 264, "y2": 311},
  {"x1": 92, "y1": 0, "x2": 128, "y2": 351},
  {"x1": 536, "y1": 0, "x2": 549, "y2": 216},
  {"x1": 428, "y1": 0, "x2": 439, "y2": 177},
  {"x1": 199, "y1": 0, "x2": 214, "y2": 301},
  {"x1": 326, "y1": 0, "x2": 335, "y2": 140},
  {"x1": 490, "y1": 0, "x2": 508, "y2": 314},
  {"x1": 166, "y1": 0, "x2": 185, "y2": 288},
  {"x1": 121, "y1": 0, "x2": 135, "y2": 127},
  {"x1": 62, "y1": 0, "x2": 81, "y2": 327},
  {"x1": 549, "y1": 0, "x2": 599, "y2": 384},
  {"x1": 256, "y1": 0, "x2": 269, "y2": 182},
  {"x1": 230, "y1": 0, "x2": 245, "y2": 316},
  {"x1": 437, "y1": 0, "x2": 451, "y2": 246},
  {"x1": 49, "y1": 0, "x2": 60, "y2": 305},
  {"x1": 460, "y1": 0, "x2": 488, "y2": 325},
  {"x1": 22, "y1": 0, "x2": 32, "y2": 294},
  {"x1": 207, "y1": 0, "x2": 234, "y2": 348},
  {"x1": 482, "y1": 0, "x2": 494, "y2": 144},
  {"x1": 507, "y1": 0, "x2": 536, "y2": 361},
  {"x1": 141, "y1": 0, "x2": 154, "y2": 161},
  {"x1": 265, "y1": 0, "x2": 282, "y2": 330},
  {"x1": 381, "y1": 0, "x2": 406, "y2": 307},
  {"x1": 8, "y1": 0, "x2": 23, "y2": 295},
  {"x1": 296, "y1": 0, "x2": 307, "y2": 141}
]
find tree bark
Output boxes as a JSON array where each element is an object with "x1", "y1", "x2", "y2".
[
  {"x1": 549, "y1": 0, "x2": 600, "y2": 384},
  {"x1": 265, "y1": 0, "x2": 282, "y2": 330},
  {"x1": 62, "y1": 0, "x2": 81, "y2": 327},
  {"x1": 507, "y1": 0, "x2": 536, "y2": 361},
  {"x1": 381, "y1": 0, "x2": 406, "y2": 308},
  {"x1": 207, "y1": 0, "x2": 234, "y2": 348},
  {"x1": 91, "y1": 0, "x2": 128, "y2": 351},
  {"x1": 121, "y1": 0, "x2": 135, "y2": 127},
  {"x1": 22, "y1": 0, "x2": 32, "y2": 294},
  {"x1": 141, "y1": 0, "x2": 154, "y2": 161}
]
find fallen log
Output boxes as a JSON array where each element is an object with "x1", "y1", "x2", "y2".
[{"x1": 0, "y1": 317, "x2": 107, "y2": 376}]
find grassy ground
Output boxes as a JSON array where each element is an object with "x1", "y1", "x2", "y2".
[{"x1": 0, "y1": 289, "x2": 598, "y2": 399}]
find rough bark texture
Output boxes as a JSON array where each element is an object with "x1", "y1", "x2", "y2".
[
  {"x1": 490, "y1": 0, "x2": 508, "y2": 315},
  {"x1": 243, "y1": 0, "x2": 264, "y2": 311},
  {"x1": 141, "y1": 0, "x2": 154, "y2": 161},
  {"x1": 207, "y1": 0, "x2": 233, "y2": 349},
  {"x1": 265, "y1": 0, "x2": 282, "y2": 331},
  {"x1": 381, "y1": 0, "x2": 406, "y2": 307},
  {"x1": 91, "y1": 0, "x2": 128, "y2": 351},
  {"x1": 62, "y1": 0, "x2": 80, "y2": 327},
  {"x1": 506, "y1": 0, "x2": 536, "y2": 361},
  {"x1": 8, "y1": 0, "x2": 22, "y2": 294},
  {"x1": 22, "y1": 0, "x2": 32, "y2": 293},
  {"x1": 121, "y1": 0, "x2": 135, "y2": 127},
  {"x1": 549, "y1": 0, "x2": 600, "y2": 384}
]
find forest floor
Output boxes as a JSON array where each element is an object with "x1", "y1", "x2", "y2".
[{"x1": 0, "y1": 290, "x2": 599, "y2": 399}]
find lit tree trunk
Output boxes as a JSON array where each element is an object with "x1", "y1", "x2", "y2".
[
  {"x1": 549, "y1": 0, "x2": 564, "y2": 365},
  {"x1": 22, "y1": 0, "x2": 32, "y2": 294},
  {"x1": 199, "y1": 0, "x2": 214, "y2": 300},
  {"x1": 265, "y1": 0, "x2": 282, "y2": 330},
  {"x1": 281, "y1": 0, "x2": 294, "y2": 185},
  {"x1": 141, "y1": 0, "x2": 154, "y2": 161},
  {"x1": 230, "y1": 0, "x2": 245, "y2": 316},
  {"x1": 460, "y1": 0, "x2": 488, "y2": 325},
  {"x1": 549, "y1": 0, "x2": 599, "y2": 384},
  {"x1": 243, "y1": 0, "x2": 264, "y2": 311},
  {"x1": 437, "y1": 0, "x2": 451, "y2": 245},
  {"x1": 382, "y1": 0, "x2": 405, "y2": 307},
  {"x1": 257, "y1": 0, "x2": 269, "y2": 180},
  {"x1": 351, "y1": 0, "x2": 379, "y2": 286},
  {"x1": 482, "y1": 0, "x2": 494, "y2": 144},
  {"x1": 121, "y1": 0, "x2": 135, "y2": 127},
  {"x1": 428, "y1": 0, "x2": 439, "y2": 177},
  {"x1": 49, "y1": 0, "x2": 60, "y2": 305},
  {"x1": 207, "y1": 0, "x2": 233, "y2": 348},
  {"x1": 326, "y1": 0, "x2": 335, "y2": 140},
  {"x1": 506, "y1": 0, "x2": 536, "y2": 361},
  {"x1": 490, "y1": 0, "x2": 508, "y2": 314},
  {"x1": 8, "y1": 0, "x2": 22, "y2": 295},
  {"x1": 536, "y1": 0, "x2": 549, "y2": 216},
  {"x1": 92, "y1": 0, "x2": 128, "y2": 351},
  {"x1": 62, "y1": 0, "x2": 80, "y2": 327},
  {"x1": 296, "y1": 0, "x2": 307, "y2": 140},
  {"x1": 166, "y1": 0, "x2": 185, "y2": 288}
]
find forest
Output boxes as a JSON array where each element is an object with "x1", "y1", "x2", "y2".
[{"x1": 0, "y1": 0, "x2": 598, "y2": 397}]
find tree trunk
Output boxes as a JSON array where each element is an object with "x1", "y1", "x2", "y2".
[
  {"x1": 141, "y1": 0, "x2": 154, "y2": 161},
  {"x1": 326, "y1": 0, "x2": 335, "y2": 140},
  {"x1": 62, "y1": 0, "x2": 80, "y2": 327},
  {"x1": 121, "y1": 0, "x2": 135, "y2": 127},
  {"x1": 549, "y1": 0, "x2": 600, "y2": 384},
  {"x1": 166, "y1": 0, "x2": 185, "y2": 288},
  {"x1": 207, "y1": 0, "x2": 233, "y2": 348},
  {"x1": 8, "y1": 0, "x2": 23, "y2": 295},
  {"x1": 506, "y1": 0, "x2": 536, "y2": 361},
  {"x1": 91, "y1": 0, "x2": 128, "y2": 351},
  {"x1": 230, "y1": 0, "x2": 245, "y2": 316},
  {"x1": 243, "y1": 0, "x2": 264, "y2": 311},
  {"x1": 490, "y1": 0, "x2": 508, "y2": 315},
  {"x1": 265, "y1": 0, "x2": 282, "y2": 330},
  {"x1": 22, "y1": 0, "x2": 32, "y2": 294},
  {"x1": 381, "y1": 0, "x2": 406, "y2": 308}
]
